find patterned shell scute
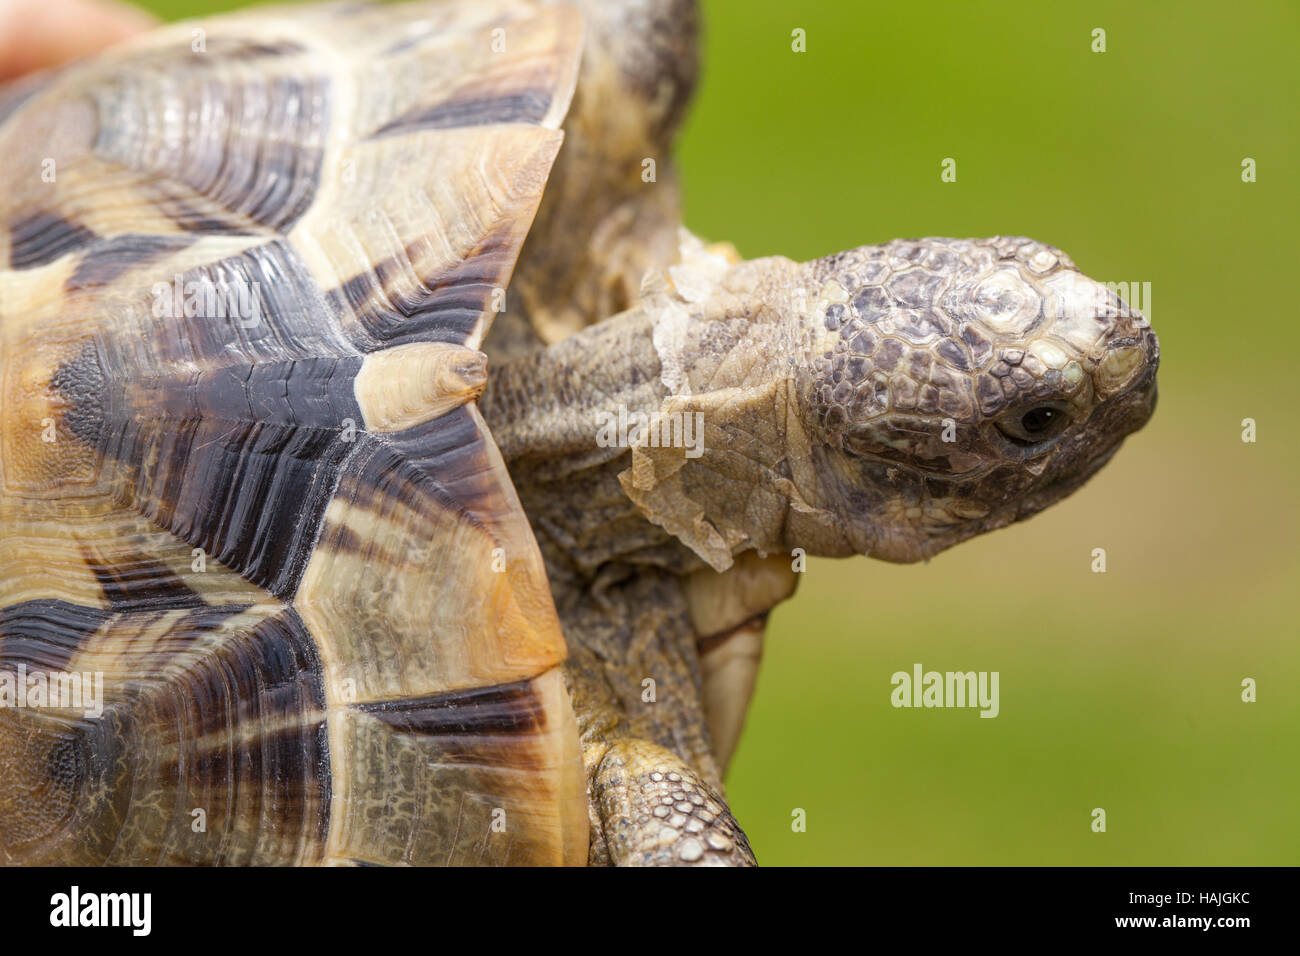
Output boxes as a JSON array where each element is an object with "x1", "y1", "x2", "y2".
[{"x1": 0, "y1": 0, "x2": 588, "y2": 866}]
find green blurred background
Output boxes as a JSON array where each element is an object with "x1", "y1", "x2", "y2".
[{"x1": 133, "y1": 0, "x2": 1299, "y2": 864}]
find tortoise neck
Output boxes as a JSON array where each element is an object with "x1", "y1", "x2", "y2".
[
  {"x1": 480, "y1": 257, "x2": 821, "y2": 579},
  {"x1": 480, "y1": 304, "x2": 668, "y2": 467},
  {"x1": 481, "y1": 252, "x2": 814, "y2": 467},
  {"x1": 482, "y1": 304, "x2": 702, "y2": 584}
]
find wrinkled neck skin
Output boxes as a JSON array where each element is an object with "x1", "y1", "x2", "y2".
[{"x1": 481, "y1": 250, "x2": 835, "y2": 590}]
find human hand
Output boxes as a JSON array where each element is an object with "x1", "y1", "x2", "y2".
[{"x1": 0, "y1": 0, "x2": 153, "y2": 81}]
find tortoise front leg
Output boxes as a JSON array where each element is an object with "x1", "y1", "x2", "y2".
[
  {"x1": 591, "y1": 736, "x2": 755, "y2": 866},
  {"x1": 583, "y1": 552, "x2": 799, "y2": 865},
  {"x1": 552, "y1": 567, "x2": 758, "y2": 865}
]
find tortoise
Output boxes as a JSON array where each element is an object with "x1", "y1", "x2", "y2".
[{"x1": 0, "y1": 0, "x2": 1159, "y2": 866}]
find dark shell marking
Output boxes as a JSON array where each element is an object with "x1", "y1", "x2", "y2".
[
  {"x1": 326, "y1": 220, "x2": 532, "y2": 349},
  {"x1": 10, "y1": 214, "x2": 98, "y2": 270},
  {"x1": 372, "y1": 90, "x2": 554, "y2": 137},
  {"x1": 91, "y1": 68, "x2": 330, "y2": 234},
  {"x1": 66, "y1": 235, "x2": 196, "y2": 292},
  {"x1": 0, "y1": 598, "x2": 329, "y2": 864}
]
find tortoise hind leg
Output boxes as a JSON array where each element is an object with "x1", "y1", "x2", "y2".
[{"x1": 592, "y1": 736, "x2": 755, "y2": 866}]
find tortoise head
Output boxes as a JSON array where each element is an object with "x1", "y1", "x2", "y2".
[{"x1": 796, "y1": 236, "x2": 1159, "y2": 563}]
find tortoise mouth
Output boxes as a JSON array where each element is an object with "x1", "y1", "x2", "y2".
[{"x1": 1017, "y1": 444, "x2": 1121, "y2": 520}]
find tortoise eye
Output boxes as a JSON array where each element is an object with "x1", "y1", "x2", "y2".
[
  {"x1": 1021, "y1": 407, "x2": 1059, "y2": 433},
  {"x1": 995, "y1": 403, "x2": 1071, "y2": 447}
]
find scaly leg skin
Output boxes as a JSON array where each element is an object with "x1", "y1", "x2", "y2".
[
  {"x1": 593, "y1": 737, "x2": 755, "y2": 866},
  {"x1": 544, "y1": 566, "x2": 758, "y2": 866}
]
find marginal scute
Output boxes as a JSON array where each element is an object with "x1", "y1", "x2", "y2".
[
  {"x1": 327, "y1": 667, "x2": 586, "y2": 866},
  {"x1": 0, "y1": 602, "x2": 332, "y2": 865},
  {"x1": 302, "y1": 124, "x2": 565, "y2": 350},
  {"x1": 0, "y1": 40, "x2": 330, "y2": 254},
  {"x1": 295, "y1": 406, "x2": 567, "y2": 703}
]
